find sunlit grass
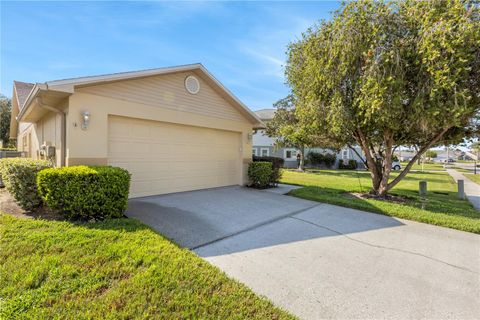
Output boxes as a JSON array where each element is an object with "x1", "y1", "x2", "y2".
[
  {"x1": 0, "y1": 215, "x2": 294, "y2": 319},
  {"x1": 281, "y1": 170, "x2": 480, "y2": 233}
]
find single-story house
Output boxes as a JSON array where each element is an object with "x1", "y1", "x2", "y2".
[
  {"x1": 252, "y1": 109, "x2": 365, "y2": 168},
  {"x1": 10, "y1": 64, "x2": 264, "y2": 198}
]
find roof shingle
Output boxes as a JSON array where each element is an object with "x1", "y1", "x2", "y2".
[
  {"x1": 254, "y1": 108, "x2": 275, "y2": 121},
  {"x1": 13, "y1": 81, "x2": 35, "y2": 109}
]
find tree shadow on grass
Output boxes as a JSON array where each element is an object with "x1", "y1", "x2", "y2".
[{"x1": 292, "y1": 186, "x2": 480, "y2": 221}]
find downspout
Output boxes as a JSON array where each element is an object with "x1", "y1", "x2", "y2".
[{"x1": 36, "y1": 98, "x2": 66, "y2": 167}]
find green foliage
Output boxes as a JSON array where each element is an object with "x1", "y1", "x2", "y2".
[
  {"x1": 248, "y1": 162, "x2": 273, "y2": 188},
  {"x1": 470, "y1": 141, "x2": 480, "y2": 153},
  {"x1": 286, "y1": 0, "x2": 480, "y2": 195},
  {"x1": 425, "y1": 150, "x2": 438, "y2": 158},
  {"x1": 0, "y1": 148, "x2": 17, "y2": 151},
  {"x1": 0, "y1": 158, "x2": 52, "y2": 210},
  {"x1": 253, "y1": 155, "x2": 284, "y2": 185},
  {"x1": 0, "y1": 94, "x2": 11, "y2": 144},
  {"x1": 307, "y1": 152, "x2": 336, "y2": 168},
  {"x1": 37, "y1": 166, "x2": 131, "y2": 220},
  {"x1": 266, "y1": 95, "x2": 323, "y2": 149},
  {"x1": 265, "y1": 95, "x2": 337, "y2": 170},
  {"x1": 281, "y1": 170, "x2": 480, "y2": 234},
  {"x1": 0, "y1": 215, "x2": 294, "y2": 319},
  {"x1": 338, "y1": 159, "x2": 358, "y2": 170}
]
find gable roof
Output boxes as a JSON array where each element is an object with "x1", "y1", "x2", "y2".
[
  {"x1": 16, "y1": 63, "x2": 264, "y2": 128},
  {"x1": 254, "y1": 108, "x2": 275, "y2": 121},
  {"x1": 13, "y1": 81, "x2": 35, "y2": 109}
]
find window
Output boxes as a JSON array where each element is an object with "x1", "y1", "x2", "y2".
[
  {"x1": 252, "y1": 148, "x2": 258, "y2": 156},
  {"x1": 284, "y1": 148, "x2": 296, "y2": 160},
  {"x1": 260, "y1": 148, "x2": 269, "y2": 157},
  {"x1": 342, "y1": 149, "x2": 349, "y2": 160}
]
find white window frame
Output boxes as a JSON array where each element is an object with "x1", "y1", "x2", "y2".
[
  {"x1": 252, "y1": 148, "x2": 258, "y2": 156},
  {"x1": 284, "y1": 148, "x2": 296, "y2": 160},
  {"x1": 260, "y1": 148, "x2": 269, "y2": 157},
  {"x1": 342, "y1": 149, "x2": 349, "y2": 160}
]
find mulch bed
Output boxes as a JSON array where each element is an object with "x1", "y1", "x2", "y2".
[
  {"x1": 343, "y1": 192, "x2": 411, "y2": 204},
  {"x1": 0, "y1": 188, "x2": 64, "y2": 220}
]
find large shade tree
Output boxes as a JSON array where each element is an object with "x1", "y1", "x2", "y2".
[
  {"x1": 265, "y1": 94, "x2": 336, "y2": 171},
  {"x1": 0, "y1": 95, "x2": 12, "y2": 145},
  {"x1": 286, "y1": 0, "x2": 480, "y2": 196}
]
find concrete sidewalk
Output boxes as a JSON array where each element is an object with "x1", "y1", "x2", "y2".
[{"x1": 446, "y1": 169, "x2": 480, "y2": 211}]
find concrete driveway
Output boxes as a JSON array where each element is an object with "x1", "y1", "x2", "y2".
[{"x1": 127, "y1": 186, "x2": 480, "y2": 319}]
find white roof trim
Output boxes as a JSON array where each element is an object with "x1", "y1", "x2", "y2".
[
  {"x1": 16, "y1": 84, "x2": 43, "y2": 121},
  {"x1": 46, "y1": 63, "x2": 203, "y2": 87},
  {"x1": 41, "y1": 63, "x2": 264, "y2": 127}
]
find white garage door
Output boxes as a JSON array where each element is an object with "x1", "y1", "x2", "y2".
[{"x1": 108, "y1": 116, "x2": 241, "y2": 198}]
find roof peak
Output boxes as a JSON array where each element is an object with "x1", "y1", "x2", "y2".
[{"x1": 46, "y1": 63, "x2": 203, "y2": 84}]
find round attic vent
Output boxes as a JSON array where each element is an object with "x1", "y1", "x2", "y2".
[{"x1": 185, "y1": 75, "x2": 200, "y2": 94}]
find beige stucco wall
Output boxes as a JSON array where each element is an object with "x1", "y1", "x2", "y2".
[
  {"x1": 15, "y1": 72, "x2": 255, "y2": 186},
  {"x1": 77, "y1": 71, "x2": 247, "y2": 122},
  {"x1": 66, "y1": 85, "x2": 253, "y2": 185},
  {"x1": 17, "y1": 111, "x2": 64, "y2": 167}
]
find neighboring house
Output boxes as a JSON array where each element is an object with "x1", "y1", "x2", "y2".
[
  {"x1": 252, "y1": 109, "x2": 365, "y2": 168},
  {"x1": 9, "y1": 64, "x2": 264, "y2": 198}
]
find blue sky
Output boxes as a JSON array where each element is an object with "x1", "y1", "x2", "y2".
[{"x1": 0, "y1": 1, "x2": 339, "y2": 110}]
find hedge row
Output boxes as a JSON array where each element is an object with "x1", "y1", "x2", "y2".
[
  {"x1": 247, "y1": 162, "x2": 272, "y2": 188},
  {"x1": 338, "y1": 159, "x2": 358, "y2": 170},
  {"x1": 307, "y1": 152, "x2": 336, "y2": 168},
  {"x1": 37, "y1": 166, "x2": 130, "y2": 220},
  {"x1": 0, "y1": 158, "x2": 52, "y2": 210},
  {"x1": 0, "y1": 158, "x2": 131, "y2": 219},
  {"x1": 252, "y1": 155, "x2": 284, "y2": 186}
]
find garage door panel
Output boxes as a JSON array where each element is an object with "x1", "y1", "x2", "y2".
[{"x1": 108, "y1": 116, "x2": 241, "y2": 198}]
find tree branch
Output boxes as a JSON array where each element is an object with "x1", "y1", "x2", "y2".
[
  {"x1": 387, "y1": 127, "x2": 450, "y2": 191},
  {"x1": 347, "y1": 142, "x2": 368, "y2": 168}
]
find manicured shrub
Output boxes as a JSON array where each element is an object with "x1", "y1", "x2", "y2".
[
  {"x1": 338, "y1": 159, "x2": 358, "y2": 170},
  {"x1": 253, "y1": 155, "x2": 284, "y2": 186},
  {"x1": 37, "y1": 166, "x2": 131, "y2": 220},
  {"x1": 307, "y1": 152, "x2": 336, "y2": 168},
  {"x1": 248, "y1": 161, "x2": 273, "y2": 188},
  {"x1": 0, "y1": 158, "x2": 52, "y2": 210}
]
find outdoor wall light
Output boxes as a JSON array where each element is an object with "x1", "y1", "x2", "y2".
[
  {"x1": 81, "y1": 111, "x2": 91, "y2": 130},
  {"x1": 247, "y1": 132, "x2": 253, "y2": 143}
]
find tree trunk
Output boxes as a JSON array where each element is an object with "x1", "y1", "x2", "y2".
[
  {"x1": 376, "y1": 140, "x2": 394, "y2": 197},
  {"x1": 354, "y1": 129, "x2": 383, "y2": 195},
  {"x1": 298, "y1": 146, "x2": 305, "y2": 171}
]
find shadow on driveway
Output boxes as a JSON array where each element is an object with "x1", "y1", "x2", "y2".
[{"x1": 126, "y1": 186, "x2": 404, "y2": 251}]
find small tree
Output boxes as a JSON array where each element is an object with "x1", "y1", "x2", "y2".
[
  {"x1": 0, "y1": 95, "x2": 11, "y2": 144},
  {"x1": 265, "y1": 95, "x2": 334, "y2": 171},
  {"x1": 286, "y1": 0, "x2": 480, "y2": 196},
  {"x1": 471, "y1": 141, "x2": 480, "y2": 161},
  {"x1": 425, "y1": 150, "x2": 438, "y2": 159}
]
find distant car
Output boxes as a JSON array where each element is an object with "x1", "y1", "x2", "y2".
[
  {"x1": 392, "y1": 161, "x2": 402, "y2": 170},
  {"x1": 442, "y1": 158, "x2": 455, "y2": 163}
]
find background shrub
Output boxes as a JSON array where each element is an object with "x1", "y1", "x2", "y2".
[
  {"x1": 37, "y1": 166, "x2": 131, "y2": 220},
  {"x1": 307, "y1": 152, "x2": 336, "y2": 168},
  {"x1": 0, "y1": 158, "x2": 52, "y2": 210},
  {"x1": 248, "y1": 162, "x2": 273, "y2": 188},
  {"x1": 252, "y1": 156, "x2": 284, "y2": 186},
  {"x1": 338, "y1": 159, "x2": 358, "y2": 170}
]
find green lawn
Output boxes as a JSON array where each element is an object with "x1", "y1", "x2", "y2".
[
  {"x1": 452, "y1": 166, "x2": 473, "y2": 173},
  {"x1": 400, "y1": 162, "x2": 445, "y2": 171},
  {"x1": 0, "y1": 215, "x2": 293, "y2": 319},
  {"x1": 465, "y1": 173, "x2": 480, "y2": 185},
  {"x1": 281, "y1": 170, "x2": 480, "y2": 233}
]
